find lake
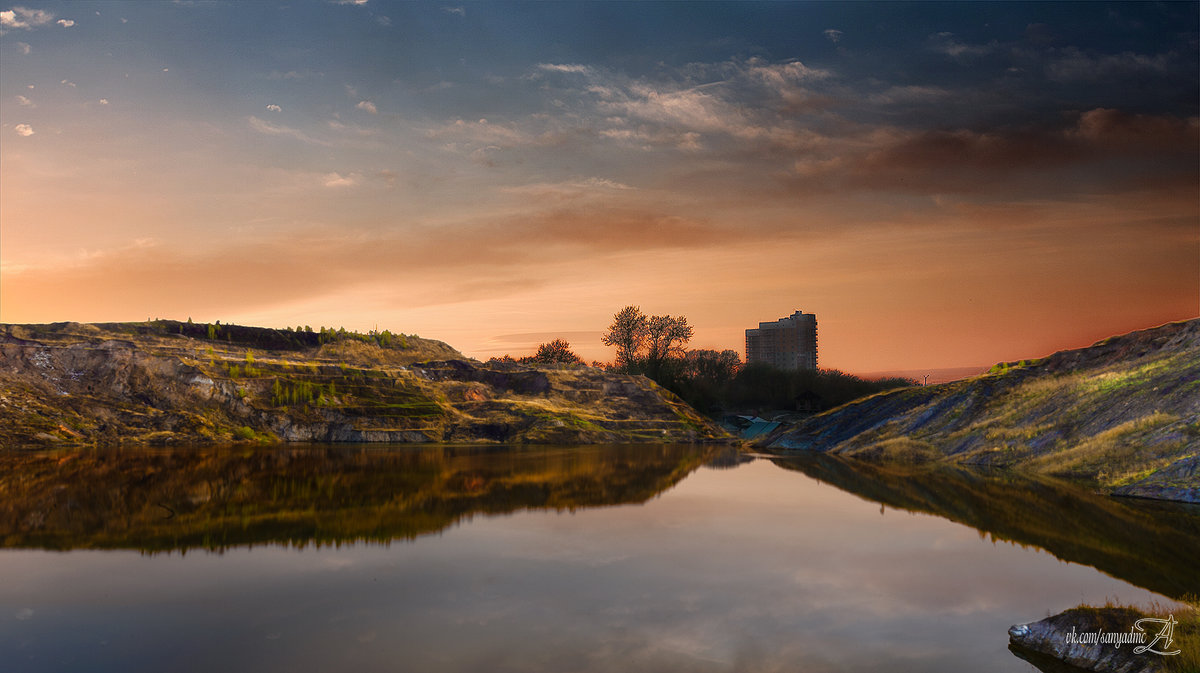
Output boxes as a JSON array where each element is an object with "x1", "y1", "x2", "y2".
[{"x1": 2, "y1": 444, "x2": 1196, "y2": 672}]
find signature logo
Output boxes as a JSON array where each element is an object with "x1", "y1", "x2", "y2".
[
  {"x1": 1133, "y1": 615, "x2": 1182, "y2": 656},
  {"x1": 1062, "y1": 614, "x2": 1182, "y2": 656}
]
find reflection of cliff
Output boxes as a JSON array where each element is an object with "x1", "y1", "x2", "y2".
[
  {"x1": 0, "y1": 444, "x2": 713, "y2": 552},
  {"x1": 773, "y1": 453, "x2": 1200, "y2": 601}
]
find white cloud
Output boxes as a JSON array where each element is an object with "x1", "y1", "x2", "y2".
[
  {"x1": 331, "y1": 0, "x2": 368, "y2": 5},
  {"x1": 17, "y1": 41, "x2": 31, "y2": 54},
  {"x1": 356, "y1": 100, "x2": 378, "y2": 114},
  {"x1": 248, "y1": 116, "x2": 330, "y2": 146},
  {"x1": 60, "y1": 79, "x2": 76, "y2": 87},
  {"x1": 746, "y1": 59, "x2": 831, "y2": 92},
  {"x1": 427, "y1": 118, "x2": 531, "y2": 147},
  {"x1": 824, "y1": 28, "x2": 843, "y2": 43},
  {"x1": 375, "y1": 15, "x2": 390, "y2": 26},
  {"x1": 322, "y1": 172, "x2": 357, "y2": 187},
  {"x1": 266, "y1": 104, "x2": 282, "y2": 112},
  {"x1": 1, "y1": 7, "x2": 55, "y2": 30},
  {"x1": 98, "y1": 98, "x2": 109, "y2": 105},
  {"x1": 538, "y1": 63, "x2": 593, "y2": 75},
  {"x1": 56, "y1": 18, "x2": 74, "y2": 27},
  {"x1": 608, "y1": 84, "x2": 744, "y2": 135},
  {"x1": 444, "y1": 6, "x2": 465, "y2": 16},
  {"x1": 327, "y1": 118, "x2": 378, "y2": 137},
  {"x1": 16, "y1": 94, "x2": 34, "y2": 107},
  {"x1": 530, "y1": 57, "x2": 838, "y2": 155},
  {"x1": 14, "y1": 123, "x2": 35, "y2": 137}
]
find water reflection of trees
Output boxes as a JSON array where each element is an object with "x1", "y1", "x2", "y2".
[
  {"x1": 0, "y1": 444, "x2": 714, "y2": 553},
  {"x1": 773, "y1": 452, "x2": 1200, "y2": 601}
]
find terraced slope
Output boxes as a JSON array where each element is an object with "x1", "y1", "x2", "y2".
[{"x1": 0, "y1": 321, "x2": 727, "y2": 446}]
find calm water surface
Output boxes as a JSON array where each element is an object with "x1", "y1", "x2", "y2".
[{"x1": 1, "y1": 444, "x2": 1194, "y2": 672}]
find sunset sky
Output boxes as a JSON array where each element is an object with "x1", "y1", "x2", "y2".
[{"x1": 2, "y1": 1, "x2": 1197, "y2": 374}]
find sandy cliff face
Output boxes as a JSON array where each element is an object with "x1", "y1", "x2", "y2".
[
  {"x1": 0, "y1": 322, "x2": 727, "y2": 446},
  {"x1": 760, "y1": 319, "x2": 1200, "y2": 503}
]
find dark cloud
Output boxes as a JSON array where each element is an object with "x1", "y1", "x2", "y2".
[{"x1": 767, "y1": 109, "x2": 1200, "y2": 198}]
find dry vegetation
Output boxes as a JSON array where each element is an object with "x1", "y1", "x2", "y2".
[
  {"x1": 0, "y1": 320, "x2": 729, "y2": 447},
  {"x1": 1070, "y1": 597, "x2": 1200, "y2": 673}
]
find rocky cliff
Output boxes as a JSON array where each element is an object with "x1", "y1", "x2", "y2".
[
  {"x1": 760, "y1": 319, "x2": 1200, "y2": 503},
  {"x1": 0, "y1": 321, "x2": 728, "y2": 446}
]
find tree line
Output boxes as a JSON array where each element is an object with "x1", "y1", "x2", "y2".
[{"x1": 497, "y1": 305, "x2": 914, "y2": 416}]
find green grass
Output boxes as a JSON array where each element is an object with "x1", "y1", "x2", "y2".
[
  {"x1": 1025, "y1": 411, "x2": 1182, "y2": 484},
  {"x1": 232, "y1": 426, "x2": 276, "y2": 443}
]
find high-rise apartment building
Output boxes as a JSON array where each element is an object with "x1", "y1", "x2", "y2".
[{"x1": 745, "y1": 310, "x2": 818, "y2": 371}]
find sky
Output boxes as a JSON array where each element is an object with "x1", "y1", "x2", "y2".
[{"x1": 1, "y1": 1, "x2": 1197, "y2": 374}]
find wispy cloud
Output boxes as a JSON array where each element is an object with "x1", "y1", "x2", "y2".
[
  {"x1": 16, "y1": 41, "x2": 30, "y2": 54},
  {"x1": 500, "y1": 177, "x2": 636, "y2": 200},
  {"x1": 519, "y1": 53, "x2": 1198, "y2": 204},
  {"x1": 1045, "y1": 47, "x2": 1173, "y2": 82},
  {"x1": 16, "y1": 94, "x2": 33, "y2": 107},
  {"x1": 427, "y1": 118, "x2": 542, "y2": 147},
  {"x1": 444, "y1": 6, "x2": 465, "y2": 17},
  {"x1": 247, "y1": 116, "x2": 331, "y2": 146},
  {"x1": 0, "y1": 199, "x2": 738, "y2": 322},
  {"x1": 823, "y1": 28, "x2": 843, "y2": 44},
  {"x1": 533, "y1": 57, "x2": 835, "y2": 153},
  {"x1": 322, "y1": 172, "x2": 358, "y2": 188},
  {"x1": 56, "y1": 18, "x2": 73, "y2": 28},
  {"x1": 266, "y1": 103, "x2": 282, "y2": 112},
  {"x1": 929, "y1": 32, "x2": 996, "y2": 59},
  {"x1": 267, "y1": 70, "x2": 322, "y2": 81},
  {"x1": 355, "y1": 100, "x2": 377, "y2": 114},
  {"x1": 537, "y1": 63, "x2": 593, "y2": 75},
  {"x1": 867, "y1": 85, "x2": 952, "y2": 106},
  {"x1": 14, "y1": 123, "x2": 34, "y2": 136}
]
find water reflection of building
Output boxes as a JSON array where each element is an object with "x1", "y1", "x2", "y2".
[{"x1": 745, "y1": 310, "x2": 818, "y2": 370}]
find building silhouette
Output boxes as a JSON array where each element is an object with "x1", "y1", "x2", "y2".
[{"x1": 745, "y1": 310, "x2": 818, "y2": 371}]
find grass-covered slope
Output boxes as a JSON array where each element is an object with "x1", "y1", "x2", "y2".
[
  {"x1": 0, "y1": 320, "x2": 728, "y2": 446},
  {"x1": 760, "y1": 319, "x2": 1200, "y2": 502}
]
